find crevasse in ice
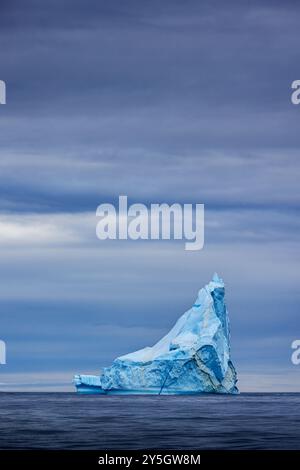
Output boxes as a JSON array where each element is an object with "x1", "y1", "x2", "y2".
[{"x1": 74, "y1": 274, "x2": 239, "y2": 394}]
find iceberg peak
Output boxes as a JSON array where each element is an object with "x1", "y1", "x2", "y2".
[{"x1": 212, "y1": 272, "x2": 223, "y2": 284}]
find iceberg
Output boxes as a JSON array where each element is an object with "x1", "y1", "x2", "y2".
[{"x1": 74, "y1": 274, "x2": 238, "y2": 394}]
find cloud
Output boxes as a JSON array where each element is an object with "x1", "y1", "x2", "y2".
[
  {"x1": 0, "y1": 372, "x2": 74, "y2": 392},
  {"x1": 0, "y1": 1, "x2": 299, "y2": 214},
  {"x1": 0, "y1": 0, "x2": 299, "y2": 390},
  {"x1": 0, "y1": 214, "x2": 80, "y2": 245},
  {"x1": 238, "y1": 370, "x2": 300, "y2": 392}
]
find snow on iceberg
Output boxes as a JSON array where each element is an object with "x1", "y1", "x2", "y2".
[{"x1": 74, "y1": 274, "x2": 239, "y2": 394}]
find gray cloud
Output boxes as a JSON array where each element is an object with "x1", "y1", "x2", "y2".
[{"x1": 0, "y1": 0, "x2": 299, "y2": 391}]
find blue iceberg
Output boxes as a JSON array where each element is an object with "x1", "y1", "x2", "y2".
[{"x1": 74, "y1": 274, "x2": 238, "y2": 394}]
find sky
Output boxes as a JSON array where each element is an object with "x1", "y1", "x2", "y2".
[{"x1": 0, "y1": 0, "x2": 300, "y2": 391}]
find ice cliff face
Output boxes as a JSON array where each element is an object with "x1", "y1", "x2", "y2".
[{"x1": 74, "y1": 274, "x2": 239, "y2": 394}]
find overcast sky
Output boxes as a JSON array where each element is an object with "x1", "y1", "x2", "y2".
[{"x1": 0, "y1": 0, "x2": 300, "y2": 391}]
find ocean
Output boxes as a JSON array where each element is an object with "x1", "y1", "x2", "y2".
[{"x1": 0, "y1": 392, "x2": 299, "y2": 450}]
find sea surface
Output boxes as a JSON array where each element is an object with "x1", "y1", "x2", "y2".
[{"x1": 0, "y1": 393, "x2": 299, "y2": 450}]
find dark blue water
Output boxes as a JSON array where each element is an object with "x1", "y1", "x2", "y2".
[{"x1": 0, "y1": 393, "x2": 299, "y2": 449}]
